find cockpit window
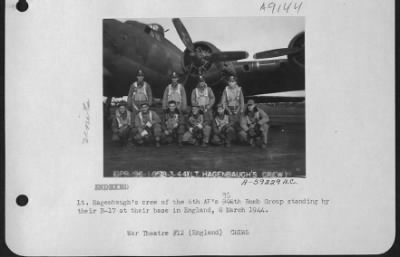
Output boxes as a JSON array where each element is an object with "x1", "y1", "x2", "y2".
[{"x1": 144, "y1": 23, "x2": 164, "y2": 41}]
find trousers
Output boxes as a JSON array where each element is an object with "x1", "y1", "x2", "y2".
[
  {"x1": 133, "y1": 124, "x2": 162, "y2": 143},
  {"x1": 162, "y1": 125, "x2": 185, "y2": 144},
  {"x1": 182, "y1": 125, "x2": 211, "y2": 144},
  {"x1": 112, "y1": 126, "x2": 131, "y2": 144},
  {"x1": 211, "y1": 126, "x2": 235, "y2": 145},
  {"x1": 239, "y1": 123, "x2": 269, "y2": 144}
]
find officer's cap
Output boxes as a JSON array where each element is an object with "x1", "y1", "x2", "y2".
[
  {"x1": 227, "y1": 75, "x2": 237, "y2": 82},
  {"x1": 137, "y1": 69, "x2": 144, "y2": 77},
  {"x1": 171, "y1": 72, "x2": 179, "y2": 79}
]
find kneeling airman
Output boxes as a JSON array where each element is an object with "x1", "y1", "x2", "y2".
[
  {"x1": 162, "y1": 100, "x2": 185, "y2": 146},
  {"x1": 211, "y1": 104, "x2": 235, "y2": 147},
  {"x1": 182, "y1": 105, "x2": 211, "y2": 147},
  {"x1": 133, "y1": 102, "x2": 162, "y2": 147},
  {"x1": 111, "y1": 102, "x2": 133, "y2": 146},
  {"x1": 239, "y1": 99, "x2": 270, "y2": 149}
]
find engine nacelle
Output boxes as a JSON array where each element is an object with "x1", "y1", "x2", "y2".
[
  {"x1": 182, "y1": 41, "x2": 226, "y2": 85},
  {"x1": 288, "y1": 32, "x2": 305, "y2": 69}
]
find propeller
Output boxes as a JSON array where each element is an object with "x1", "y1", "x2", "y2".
[
  {"x1": 253, "y1": 47, "x2": 303, "y2": 59},
  {"x1": 172, "y1": 18, "x2": 249, "y2": 68},
  {"x1": 172, "y1": 18, "x2": 194, "y2": 52},
  {"x1": 253, "y1": 31, "x2": 305, "y2": 69}
]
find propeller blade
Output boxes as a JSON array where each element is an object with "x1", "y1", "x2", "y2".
[
  {"x1": 253, "y1": 47, "x2": 303, "y2": 59},
  {"x1": 207, "y1": 51, "x2": 249, "y2": 62},
  {"x1": 172, "y1": 18, "x2": 194, "y2": 51}
]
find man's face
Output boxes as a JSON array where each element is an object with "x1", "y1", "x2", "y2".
[
  {"x1": 228, "y1": 79, "x2": 236, "y2": 88},
  {"x1": 141, "y1": 105, "x2": 149, "y2": 113},
  {"x1": 199, "y1": 82, "x2": 206, "y2": 89},
  {"x1": 168, "y1": 103, "x2": 177, "y2": 112},
  {"x1": 137, "y1": 75, "x2": 144, "y2": 82},
  {"x1": 119, "y1": 106, "x2": 126, "y2": 114},
  {"x1": 247, "y1": 104, "x2": 255, "y2": 112},
  {"x1": 172, "y1": 78, "x2": 179, "y2": 85},
  {"x1": 192, "y1": 107, "x2": 199, "y2": 115},
  {"x1": 217, "y1": 107, "x2": 225, "y2": 115}
]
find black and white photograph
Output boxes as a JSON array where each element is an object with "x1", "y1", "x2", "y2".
[
  {"x1": 103, "y1": 17, "x2": 306, "y2": 177},
  {"x1": 5, "y1": 0, "x2": 396, "y2": 255}
]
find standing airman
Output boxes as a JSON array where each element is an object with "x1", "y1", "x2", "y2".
[
  {"x1": 191, "y1": 75, "x2": 215, "y2": 125},
  {"x1": 220, "y1": 75, "x2": 245, "y2": 133},
  {"x1": 127, "y1": 69, "x2": 153, "y2": 120},
  {"x1": 162, "y1": 72, "x2": 187, "y2": 112}
]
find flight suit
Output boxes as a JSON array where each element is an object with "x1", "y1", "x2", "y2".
[
  {"x1": 161, "y1": 109, "x2": 185, "y2": 145},
  {"x1": 127, "y1": 81, "x2": 153, "y2": 120},
  {"x1": 211, "y1": 114, "x2": 235, "y2": 146},
  {"x1": 182, "y1": 112, "x2": 211, "y2": 145},
  {"x1": 191, "y1": 86, "x2": 215, "y2": 125},
  {"x1": 221, "y1": 85, "x2": 245, "y2": 132},
  {"x1": 162, "y1": 84, "x2": 187, "y2": 112},
  {"x1": 133, "y1": 110, "x2": 162, "y2": 144},
  {"x1": 111, "y1": 109, "x2": 133, "y2": 145},
  {"x1": 239, "y1": 107, "x2": 270, "y2": 146}
]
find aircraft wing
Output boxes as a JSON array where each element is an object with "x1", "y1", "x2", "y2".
[
  {"x1": 225, "y1": 31, "x2": 305, "y2": 96},
  {"x1": 233, "y1": 59, "x2": 287, "y2": 74},
  {"x1": 230, "y1": 58, "x2": 304, "y2": 96}
]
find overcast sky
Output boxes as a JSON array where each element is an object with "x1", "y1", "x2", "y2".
[{"x1": 121, "y1": 16, "x2": 305, "y2": 61}]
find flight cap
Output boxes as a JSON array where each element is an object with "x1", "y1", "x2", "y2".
[
  {"x1": 227, "y1": 75, "x2": 237, "y2": 82},
  {"x1": 137, "y1": 69, "x2": 145, "y2": 77},
  {"x1": 171, "y1": 72, "x2": 179, "y2": 79}
]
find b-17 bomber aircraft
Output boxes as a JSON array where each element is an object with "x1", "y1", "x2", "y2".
[{"x1": 103, "y1": 18, "x2": 305, "y2": 105}]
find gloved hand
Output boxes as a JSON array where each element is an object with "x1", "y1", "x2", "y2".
[
  {"x1": 146, "y1": 121, "x2": 152, "y2": 128},
  {"x1": 140, "y1": 130, "x2": 149, "y2": 137}
]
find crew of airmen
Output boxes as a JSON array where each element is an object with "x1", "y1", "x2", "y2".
[{"x1": 111, "y1": 70, "x2": 270, "y2": 148}]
